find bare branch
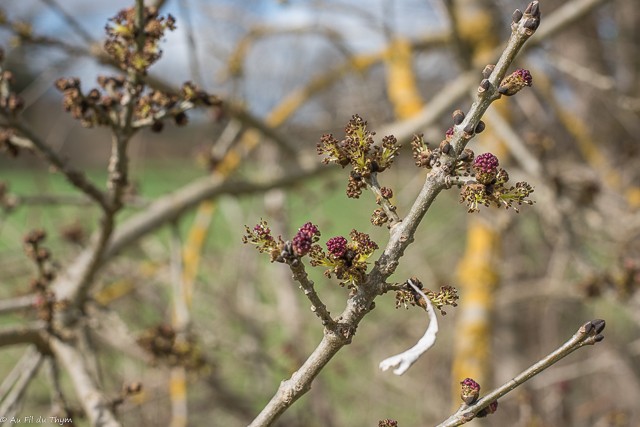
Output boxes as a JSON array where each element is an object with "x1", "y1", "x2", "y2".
[
  {"x1": 436, "y1": 319, "x2": 606, "y2": 426},
  {"x1": 287, "y1": 259, "x2": 335, "y2": 328},
  {"x1": 249, "y1": 4, "x2": 542, "y2": 424},
  {"x1": 0, "y1": 347, "x2": 44, "y2": 419},
  {"x1": 0, "y1": 322, "x2": 46, "y2": 348},
  {"x1": 2, "y1": 119, "x2": 109, "y2": 210},
  {"x1": 39, "y1": 0, "x2": 95, "y2": 44},
  {"x1": 49, "y1": 336, "x2": 122, "y2": 427},
  {"x1": 53, "y1": 165, "x2": 325, "y2": 320},
  {"x1": 0, "y1": 295, "x2": 37, "y2": 315}
]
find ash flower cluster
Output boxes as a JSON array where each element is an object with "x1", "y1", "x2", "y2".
[
  {"x1": 105, "y1": 6, "x2": 176, "y2": 74},
  {"x1": 292, "y1": 222, "x2": 320, "y2": 256},
  {"x1": 317, "y1": 115, "x2": 400, "y2": 198},
  {"x1": 499, "y1": 68, "x2": 533, "y2": 96},
  {"x1": 459, "y1": 152, "x2": 534, "y2": 213},
  {"x1": 310, "y1": 229, "x2": 379, "y2": 288},
  {"x1": 242, "y1": 220, "x2": 283, "y2": 262},
  {"x1": 395, "y1": 280, "x2": 459, "y2": 315},
  {"x1": 326, "y1": 236, "x2": 348, "y2": 258},
  {"x1": 54, "y1": 9, "x2": 218, "y2": 129},
  {"x1": 243, "y1": 220, "x2": 379, "y2": 288},
  {"x1": 473, "y1": 152, "x2": 500, "y2": 185},
  {"x1": 460, "y1": 378, "x2": 481, "y2": 404}
]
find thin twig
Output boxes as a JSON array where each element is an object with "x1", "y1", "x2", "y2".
[
  {"x1": 378, "y1": 0, "x2": 611, "y2": 144},
  {"x1": 0, "y1": 295, "x2": 37, "y2": 315},
  {"x1": 44, "y1": 356, "x2": 72, "y2": 418},
  {"x1": 39, "y1": 0, "x2": 95, "y2": 44},
  {"x1": 368, "y1": 173, "x2": 401, "y2": 226},
  {"x1": 177, "y1": 0, "x2": 204, "y2": 85},
  {"x1": 0, "y1": 347, "x2": 44, "y2": 419},
  {"x1": 49, "y1": 336, "x2": 122, "y2": 427},
  {"x1": 287, "y1": 260, "x2": 335, "y2": 328},
  {"x1": 0, "y1": 322, "x2": 46, "y2": 348},
  {"x1": 2, "y1": 119, "x2": 109, "y2": 210},
  {"x1": 436, "y1": 319, "x2": 606, "y2": 426},
  {"x1": 169, "y1": 223, "x2": 189, "y2": 427}
]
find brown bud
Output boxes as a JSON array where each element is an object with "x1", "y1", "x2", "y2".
[
  {"x1": 452, "y1": 109, "x2": 465, "y2": 125},
  {"x1": 525, "y1": 1, "x2": 540, "y2": 18},
  {"x1": 475, "y1": 121, "x2": 486, "y2": 134},
  {"x1": 592, "y1": 318, "x2": 606, "y2": 334},
  {"x1": 8, "y1": 94, "x2": 24, "y2": 112},
  {"x1": 151, "y1": 120, "x2": 164, "y2": 133},
  {"x1": 125, "y1": 382, "x2": 143, "y2": 395},
  {"x1": 463, "y1": 123, "x2": 476, "y2": 135},
  {"x1": 174, "y1": 112, "x2": 188, "y2": 126},
  {"x1": 458, "y1": 148, "x2": 474, "y2": 163},
  {"x1": 439, "y1": 140, "x2": 451, "y2": 154},
  {"x1": 37, "y1": 248, "x2": 51, "y2": 262},
  {"x1": 478, "y1": 78, "x2": 491, "y2": 93},
  {"x1": 523, "y1": 17, "x2": 539, "y2": 33},
  {"x1": 87, "y1": 89, "x2": 101, "y2": 101},
  {"x1": 482, "y1": 65, "x2": 495, "y2": 79},
  {"x1": 477, "y1": 401, "x2": 498, "y2": 418},
  {"x1": 512, "y1": 9, "x2": 523, "y2": 23}
]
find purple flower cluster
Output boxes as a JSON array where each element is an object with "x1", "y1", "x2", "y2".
[
  {"x1": 253, "y1": 223, "x2": 272, "y2": 241},
  {"x1": 292, "y1": 222, "x2": 320, "y2": 256},
  {"x1": 473, "y1": 153, "x2": 500, "y2": 185},
  {"x1": 326, "y1": 236, "x2": 348, "y2": 258},
  {"x1": 460, "y1": 377, "x2": 481, "y2": 404},
  {"x1": 473, "y1": 153, "x2": 499, "y2": 174},
  {"x1": 461, "y1": 378, "x2": 480, "y2": 391},
  {"x1": 514, "y1": 68, "x2": 533, "y2": 87},
  {"x1": 499, "y1": 68, "x2": 533, "y2": 96}
]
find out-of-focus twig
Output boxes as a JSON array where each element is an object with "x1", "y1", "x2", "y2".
[
  {"x1": 0, "y1": 347, "x2": 43, "y2": 419},
  {"x1": 3, "y1": 119, "x2": 109, "y2": 210},
  {"x1": 49, "y1": 336, "x2": 121, "y2": 427},
  {"x1": 0, "y1": 322, "x2": 46, "y2": 348},
  {"x1": 0, "y1": 295, "x2": 37, "y2": 315}
]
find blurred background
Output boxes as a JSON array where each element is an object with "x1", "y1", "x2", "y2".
[{"x1": 1, "y1": 0, "x2": 639, "y2": 425}]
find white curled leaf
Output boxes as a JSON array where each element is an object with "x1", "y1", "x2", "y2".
[{"x1": 379, "y1": 280, "x2": 439, "y2": 375}]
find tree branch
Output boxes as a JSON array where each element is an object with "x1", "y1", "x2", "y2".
[
  {"x1": 436, "y1": 319, "x2": 606, "y2": 426},
  {"x1": 0, "y1": 347, "x2": 43, "y2": 419},
  {"x1": 248, "y1": 4, "x2": 541, "y2": 425},
  {"x1": 49, "y1": 336, "x2": 122, "y2": 427}
]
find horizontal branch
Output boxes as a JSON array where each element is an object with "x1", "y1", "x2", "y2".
[
  {"x1": 0, "y1": 295, "x2": 37, "y2": 315},
  {"x1": 0, "y1": 322, "x2": 47, "y2": 348},
  {"x1": 52, "y1": 166, "x2": 327, "y2": 302}
]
